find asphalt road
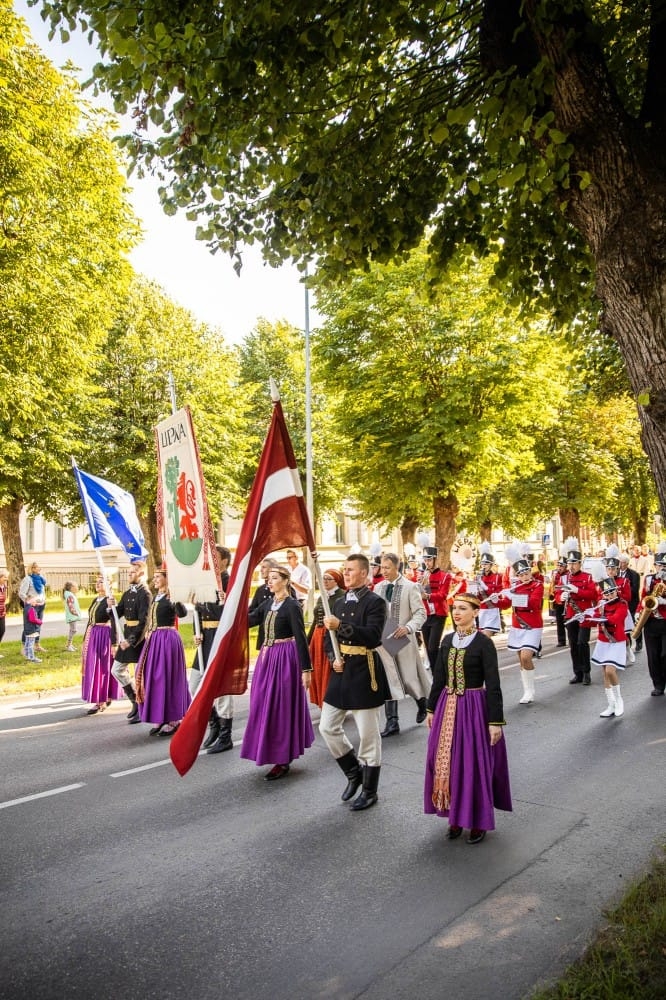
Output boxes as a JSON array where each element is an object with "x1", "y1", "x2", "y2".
[{"x1": 1, "y1": 629, "x2": 664, "y2": 1000}]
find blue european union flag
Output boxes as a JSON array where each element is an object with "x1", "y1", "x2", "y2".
[{"x1": 72, "y1": 462, "x2": 148, "y2": 560}]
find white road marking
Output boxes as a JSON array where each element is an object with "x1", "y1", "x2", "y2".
[
  {"x1": 110, "y1": 759, "x2": 173, "y2": 777},
  {"x1": 0, "y1": 783, "x2": 84, "y2": 810}
]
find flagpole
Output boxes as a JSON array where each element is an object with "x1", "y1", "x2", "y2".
[
  {"x1": 167, "y1": 371, "x2": 177, "y2": 415},
  {"x1": 304, "y1": 270, "x2": 314, "y2": 617},
  {"x1": 268, "y1": 380, "x2": 340, "y2": 660}
]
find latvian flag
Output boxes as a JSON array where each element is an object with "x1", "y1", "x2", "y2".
[{"x1": 170, "y1": 394, "x2": 316, "y2": 776}]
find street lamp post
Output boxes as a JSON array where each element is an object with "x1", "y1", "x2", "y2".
[
  {"x1": 304, "y1": 268, "x2": 315, "y2": 620},
  {"x1": 304, "y1": 268, "x2": 314, "y2": 531}
]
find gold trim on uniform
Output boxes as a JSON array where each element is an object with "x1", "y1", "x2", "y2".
[{"x1": 339, "y1": 644, "x2": 378, "y2": 692}]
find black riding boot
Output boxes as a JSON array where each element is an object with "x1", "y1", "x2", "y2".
[
  {"x1": 381, "y1": 701, "x2": 400, "y2": 737},
  {"x1": 416, "y1": 697, "x2": 428, "y2": 724},
  {"x1": 350, "y1": 766, "x2": 380, "y2": 811},
  {"x1": 336, "y1": 750, "x2": 363, "y2": 802},
  {"x1": 123, "y1": 683, "x2": 140, "y2": 723},
  {"x1": 202, "y1": 707, "x2": 221, "y2": 749},
  {"x1": 206, "y1": 718, "x2": 234, "y2": 754}
]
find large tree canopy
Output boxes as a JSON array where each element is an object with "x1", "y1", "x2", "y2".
[
  {"x1": 37, "y1": 0, "x2": 666, "y2": 512},
  {"x1": 314, "y1": 247, "x2": 569, "y2": 568},
  {"x1": 82, "y1": 275, "x2": 248, "y2": 567},
  {"x1": 0, "y1": 2, "x2": 138, "y2": 601},
  {"x1": 237, "y1": 319, "x2": 344, "y2": 521}
]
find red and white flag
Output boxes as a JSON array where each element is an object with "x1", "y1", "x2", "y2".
[{"x1": 170, "y1": 394, "x2": 316, "y2": 776}]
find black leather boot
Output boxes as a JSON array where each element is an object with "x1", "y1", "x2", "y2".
[
  {"x1": 350, "y1": 766, "x2": 380, "y2": 811},
  {"x1": 416, "y1": 697, "x2": 428, "y2": 724},
  {"x1": 206, "y1": 719, "x2": 233, "y2": 754},
  {"x1": 336, "y1": 750, "x2": 362, "y2": 802},
  {"x1": 380, "y1": 701, "x2": 400, "y2": 737},
  {"x1": 202, "y1": 707, "x2": 221, "y2": 749},
  {"x1": 122, "y1": 683, "x2": 140, "y2": 723}
]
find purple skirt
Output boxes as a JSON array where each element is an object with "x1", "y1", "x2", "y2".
[
  {"x1": 138, "y1": 630, "x2": 191, "y2": 725},
  {"x1": 82, "y1": 626, "x2": 122, "y2": 704},
  {"x1": 424, "y1": 688, "x2": 512, "y2": 831},
  {"x1": 240, "y1": 640, "x2": 315, "y2": 767}
]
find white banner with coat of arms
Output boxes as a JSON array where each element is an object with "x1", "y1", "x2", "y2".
[{"x1": 155, "y1": 406, "x2": 221, "y2": 604}]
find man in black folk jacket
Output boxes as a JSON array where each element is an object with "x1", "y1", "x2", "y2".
[{"x1": 321, "y1": 553, "x2": 389, "y2": 811}]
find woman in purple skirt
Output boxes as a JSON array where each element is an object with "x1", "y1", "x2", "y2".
[
  {"x1": 136, "y1": 570, "x2": 189, "y2": 736},
  {"x1": 425, "y1": 592, "x2": 512, "y2": 844},
  {"x1": 241, "y1": 564, "x2": 314, "y2": 780},
  {"x1": 82, "y1": 575, "x2": 121, "y2": 715}
]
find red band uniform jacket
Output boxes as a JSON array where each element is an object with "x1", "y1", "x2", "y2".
[
  {"x1": 498, "y1": 579, "x2": 544, "y2": 629},
  {"x1": 562, "y1": 570, "x2": 597, "y2": 621},
  {"x1": 580, "y1": 597, "x2": 628, "y2": 643}
]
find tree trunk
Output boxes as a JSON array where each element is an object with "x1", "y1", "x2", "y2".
[
  {"x1": 433, "y1": 493, "x2": 459, "y2": 570},
  {"x1": 399, "y1": 514, "x2": 420, "y2": 551},
  {"x1": 520, "y1": 2, "x2": 666, "y2": 517},
  {"x1": 0, "y1": 499, "x2": 25, "y2": 612},
  {"x1": 138, "y1": 505, "x2": 162, "y2": 578},
  {"x1": 633, "y1": 513, "x2": 648, "y2": 546},
  {"x1": 559, "y1": 506, "x2": 581, "y2": 541},
  {"x1": 479, "y1": 519, "x2": 492, "y2": 542}
]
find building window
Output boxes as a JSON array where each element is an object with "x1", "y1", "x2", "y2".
[
  {"x1": 26, "y1": 518, "x2": 35, "y2": 550},
  {"x1": 335, "y1": 514, "x2": 345, "y2": 545},
  {"x1": 55, "y1": 524, "x2": 64, "y2": 550}
]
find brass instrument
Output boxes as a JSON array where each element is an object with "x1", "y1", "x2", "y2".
[
  {"x1": 419, "y1": 568, "x2": 431, "y2": 598},
  {"x1": 632, "y1": 582, "x2": 666, "y2": 639}
]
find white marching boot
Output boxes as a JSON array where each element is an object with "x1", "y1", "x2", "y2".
[
  {"x1": 626, "y1": 642, "x2": 635, "y2": 665},
  {"x1": 519, "y1": 669, "x2": 535, "y2": 704},
  {"x1": 599, "y1": 687, "x2": 616, "y2": 717},
  {"x1": 611, "y1": 684, "x2": 624, "y2": 717}
]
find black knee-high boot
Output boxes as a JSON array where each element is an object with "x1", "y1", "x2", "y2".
[
  {"x1": 336, "y1": 750, "x2": 362, "y2": 801},
  {"x1": 122, "y1": 683, "x2": 140, "y2": 722},
  {"x1": 206, "y1": 718, "x2": 234, "y2": 754},
  {"x1": 380, "y1": 701, "x2": 400, "y2": 737},
  {"x1": 202, "y1": 707, "x2": 221, "y2": 749},
  {"x1": 350, "y1": 766, "x2": 380, "y2": 811}
]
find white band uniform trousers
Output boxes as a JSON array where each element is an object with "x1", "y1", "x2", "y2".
[{"x1": 319, "y1": 702, "x2": 382, "y2": 767}]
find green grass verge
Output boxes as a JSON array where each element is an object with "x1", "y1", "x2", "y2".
[
  {"x1": 0, "y1": 624, "x2": 260, "y2": 698},
  {"x1": 0, "y1": 632, "x2": 199, "y2": 698},
  {"x1": 529, "y1": 846, "x2": 666, "y2": 1000}
]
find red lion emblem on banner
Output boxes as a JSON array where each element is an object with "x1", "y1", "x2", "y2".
[{"x1": 176, "y1": 471, "x2": 199, "y2": 540}]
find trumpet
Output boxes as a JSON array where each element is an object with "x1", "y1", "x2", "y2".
[{"x1": 632, "y1": 583, "x2": 666, "y2": 639}]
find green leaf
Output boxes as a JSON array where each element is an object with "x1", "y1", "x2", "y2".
[{"x1": 431, "y1": 123, "x2": 449, "y2": 144}]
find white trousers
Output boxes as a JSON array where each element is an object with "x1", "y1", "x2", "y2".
[
  {"x1": 188, "y1": 666, "x2": 234, "y2": 717},
  {"x1": 111, "y1": 659, "x2": 133, "y2": 688},
  {"x1": 319, "y1": 703, "x2": 382, "y2": 767}
]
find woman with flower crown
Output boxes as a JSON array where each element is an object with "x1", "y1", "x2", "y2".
[{"x1": 424, "y1": 592, "x2": 512, "y2": 845}]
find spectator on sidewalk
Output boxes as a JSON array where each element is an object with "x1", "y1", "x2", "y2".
[
  {"x1": 63, "y1": 581, "x2": 82, "y2": 652},
  {"x1": 286, "y1": 549, "x2": 312, "y2": 610},
  {"x1": 23, "y1": 597, "x2": 43, "y2": 663},
  {"x1": 19, "y1": 562, "x2": 48, "y2": 654}
]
